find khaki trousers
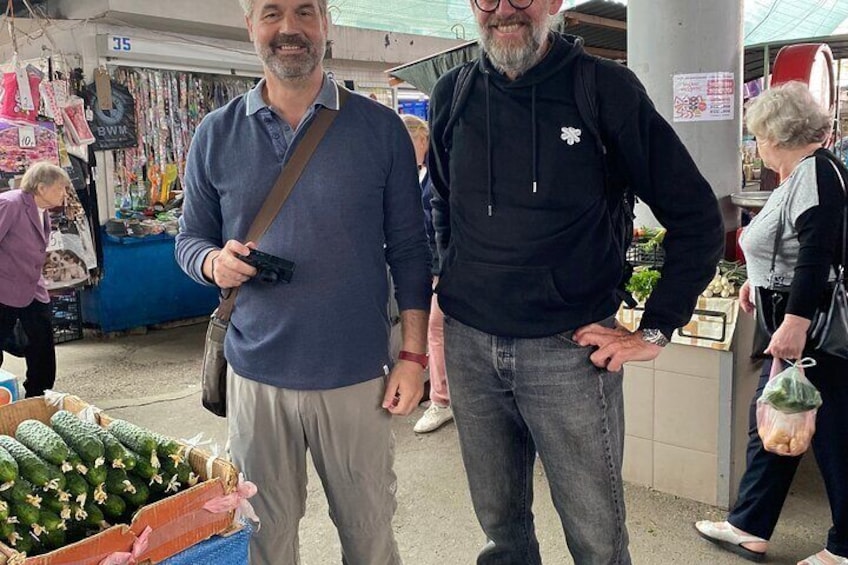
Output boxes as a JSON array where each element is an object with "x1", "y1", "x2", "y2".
[{"x1": 227, "y1": 369, "x2": 401, "y2": 565}]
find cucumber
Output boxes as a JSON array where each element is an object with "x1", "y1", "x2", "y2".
[
  {"x1": 107, "y1": 421, "x2": 158, "y2": 464},
  {"x1": 0, "y1": 477, "x2": 42, "y2": 508},
  {"x1": 38, "y1": 509, "x2": 65, "y2": 533},
  {"x1": 83, "y1": 501, "x2": 105, "y2": 528},
  {"x1": 43, "y1": 461, "x2": 67, "y2": 493},
  {"x1": 105, "y1": 468, "x2": 136, "y2": 496},
  {"x1": 0, "y1": 445, "x2": 19, "y2": 487},
  {"x1": 123, "y1": 475, "x2": 149, "y2": 508},
  {"x1": 100, "y1": 493, "x2": 126, "y2": 519},
  {"x1": 9, "y1": 526, "x2": 36, "y2": 555},
  {"x1": 64, "y1": 417, "x2": 132, "y2": 470},
  {"x1": 0, "y1": 499, "x2": 7, "y2": 522},
  {"x1": 0, "y1": 436, "x2": 52, "y2": 489},
  {"x1": 49, "y1": 411, "x2": 106, "y2": 467},
  {"x1": 84, "y1": 462, "x2": 107, "y2": 487},
  {"x1": 42, "y1": 526, "x2": 66, "y2": 550},
  {"x1": 128, "y1": 450, "x2": 162, "y2": 483},
  {"x1": 0, "y1": 518, "x2": 13, "y2": 540},
  {"x1": 12, "y1": 501, "x2": 41, "y2": 527},
  {"x1": 63, "y1": 472, "x2": 88, "y2": 499},
  {"x1": 15, "y1": 420, "x2": 71, "y2": 467},
  {"x1": 152, "y1": 432, "x2": 183, "y2": 463}
]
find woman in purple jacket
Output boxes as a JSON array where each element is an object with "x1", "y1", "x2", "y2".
[{"x1": 0, "y1": 162, "x2": 69, "y2": 397}]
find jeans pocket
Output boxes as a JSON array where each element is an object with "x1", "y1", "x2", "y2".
[{"x1": 552, "y1": 331, "x2": 584, "y2": 349}]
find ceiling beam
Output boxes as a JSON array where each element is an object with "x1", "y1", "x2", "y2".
[
  {"x1": 585, "y1": 46, "x2": 627, "y2": 61},
  {"x1": 562, "y1": 11, "x2": 627, "y2": 31}
]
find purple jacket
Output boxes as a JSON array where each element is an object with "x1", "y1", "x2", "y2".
[{"x1": 0, "y1": 189, "x2": 50, "y2": 307}]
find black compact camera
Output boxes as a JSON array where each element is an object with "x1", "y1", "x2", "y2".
[{"x1": 237, "y1": 249, "x2": 296, "y2": 284}]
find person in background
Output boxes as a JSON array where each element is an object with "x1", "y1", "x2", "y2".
[
  {"x1": 175, "y1": 0, "x2": 432, "y2": 563},
  {"x1": 696, "y1": 82, "x2": 848, "y2": 565},
  {"x1": 0, "y1": 162, "x2": 68, "y2": 398},
  {"x1": 402, "y1": 114, "x2": 454, "y2": 433},
  {"x1": 428, "y1": 0, "x2": 724, "y2": 562}
]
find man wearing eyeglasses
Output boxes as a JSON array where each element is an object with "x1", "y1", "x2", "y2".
[{"x1": 428, "y1": 0, "x2": 724, "y2": 563}]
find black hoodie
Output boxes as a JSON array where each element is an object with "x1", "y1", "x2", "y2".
[{"x1": 428, "y1": 34, "x2": 724, "y2": 339}]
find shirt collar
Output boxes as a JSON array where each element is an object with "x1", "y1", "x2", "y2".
[{"x1": 245, "y1": 74, "x2": 339, "y2": 116}]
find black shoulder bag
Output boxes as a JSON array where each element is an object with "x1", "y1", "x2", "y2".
[{"x1": 753, "y1": 152, "x2": 848, "y2": 360}]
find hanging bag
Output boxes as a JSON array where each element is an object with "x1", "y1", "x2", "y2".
[
  {"x1": 756, "y1": 358, "x2": 821, "y2": 456},
  {"x1": 201, "y1": 87, "x2": 350, "y2": 417},
  {"x1": 752, "y1": 151, "x2": 848, "y2": 360}
]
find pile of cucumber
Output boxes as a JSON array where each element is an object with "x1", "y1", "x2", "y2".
[{"x1": 0, "y1": 411, "x2": 200, "y2": 556}]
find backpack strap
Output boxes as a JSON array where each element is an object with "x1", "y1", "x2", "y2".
[{"x1": 442, "y1": 61, "x2": 477, "y2": 151}]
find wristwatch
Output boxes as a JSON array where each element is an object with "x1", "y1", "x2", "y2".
[
  {"x1": 398, "y1": 350, "x2": 429, "y2": 369},
  {"x1": 641, "y1": 328, "x2": 670, "y2": 347}
]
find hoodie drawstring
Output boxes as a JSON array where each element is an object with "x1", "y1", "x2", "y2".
[
  {"x1": 485, "y1": 72, "x2": 494, "y2": 217},
  {"x1": 531, "y1": 84, "x2": 538, "y2": 194}
]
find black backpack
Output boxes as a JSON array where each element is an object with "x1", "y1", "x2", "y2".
[{"x1": 442, "y1": 54, "x2": 638, "y2": 307}]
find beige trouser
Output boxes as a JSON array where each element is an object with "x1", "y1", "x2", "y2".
[{"x1": 227, "y1": 369, "x2": 401, "y2": 565}]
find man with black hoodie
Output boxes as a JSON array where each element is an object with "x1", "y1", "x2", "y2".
[{"x1": 428, "y1": 0, "x2": 724, "y2": 563}]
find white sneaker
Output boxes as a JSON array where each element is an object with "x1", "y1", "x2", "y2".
[{"x1": 413, "y1": 403, "x2": 453, "y2": 433}]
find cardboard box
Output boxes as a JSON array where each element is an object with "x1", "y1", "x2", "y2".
[{"x1": 0, "y1": 396, "x2": 238, "y2": 564}]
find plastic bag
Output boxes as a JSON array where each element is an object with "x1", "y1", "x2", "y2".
[{"x1": 756, "y1": 358, "x2": 821, "y2": 456}]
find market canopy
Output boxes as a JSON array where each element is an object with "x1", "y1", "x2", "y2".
[{"x1": 387, "y1": 0, "x2": 848, "y2": 95}]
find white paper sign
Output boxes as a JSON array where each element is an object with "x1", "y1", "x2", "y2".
[
  {"x1": 672, "y1": 72, "x2": 735, "y2": 122},
  {"x1": 18, "y1": 126, "x2": 36, "y2": 148},
  {"x1": 15, "y1": 67, "x2": 35, "y2": 111}
]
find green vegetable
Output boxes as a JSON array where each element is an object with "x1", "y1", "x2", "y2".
[
  {"x1": 84, "y1": 461, "x2": 108, "y2": 488},
  {"x1": 9, "y1": 525, "x2": 36, "y2": 555},
  {"x1": 0, "y1": 445, "x2": 19, "y2": 487},
  {"x1": 123, "y1": 475, "x2": 149, "y2": 508},
  {"x1": 83, "y1": 501, "x2": 105, "y2": 528},
  {"x1": 626, "y1": 268, "x2": 662, "y2": 303},
  {"x1": 0, "y1": 436, "x2": 52, "y2": 490},
  {"x1": 66, "y1": 417, "x2": 133, "y2": 470},
  {"x1": 38, "y1": 509, "x2": 65, "y2": 534},
  {"x1": 762, "y1": 371, "x2": 822, "y2": 413},
  {"x1": 63, "y1": 471, "x2": 88, "y2": 499},
  {"x1": 152, "y1": 432, "x2": 183, "y2": 464},
  {"x1": 100, "y1": 494, "x2": 126, "y2": 519},
  {"x1": 129, "y1": 449, "x2": 162, "y2": 483},
  {"x1": 0, "y1": 477, "x2": 42, "y2": 508},
  {"x1": 105, "y1": 468, "x2": 136, "y2": 496},
  {"x1": 42, "y1": 526, "x2": 66, "y2": 550},
  {"x1": 40, "y1": 493, "x2": 70, "y2": 520},
  {"x1": 15, "y1": 420, "x2": 71, "y2": 468},
  {"x1": 50, "y1": 411, "x2": 106, "y2": 467},
  {"x1": 11, "y1": 501, "x2": 41, "y2": 527},
  {"x1": 107, "y1": 421, "x2": 159, "y2": 465}
]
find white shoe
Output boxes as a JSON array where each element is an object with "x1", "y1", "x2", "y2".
[{"x1": 413, "y1": 403, "x2": 453, "y2": 433}]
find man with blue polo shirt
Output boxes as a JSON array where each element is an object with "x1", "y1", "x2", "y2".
[{"x1": 175, "y1": 1, "x2": 432, "y2": 563}]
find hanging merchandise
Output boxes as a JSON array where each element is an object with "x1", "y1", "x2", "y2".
[
  {"x1": 104, "y1": 67, "x2": 256, "y2": 234},
  {"x1": 84, "y1": 79, "x2": 138, "y2": 150},
  {"x1": 0, "y1": 64, "x2": 43, "y2": 122},
  {"x1": 42, "y1": 181, "x2": 98, "y2": 289},
  {"x1": 0, "y1": 118, "x2": 60, "y2": 174},
  {"x1": 61, "y1": 95, "x2": 96, "y2": 146}
]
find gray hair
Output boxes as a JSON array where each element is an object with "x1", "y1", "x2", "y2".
[
  {"x1": 745, "y1": 81, "x2": 832, "y2": 149},
  {"x1": 20, "y1": 162, "x2": 70, "y2": 195},
  {"x1": 239, "y1": 0, "x2": 327, "y2": 16}
]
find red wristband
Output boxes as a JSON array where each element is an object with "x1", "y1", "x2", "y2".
[{"x1": 398, "y1": 350, "x2": 428, "y2": 369}]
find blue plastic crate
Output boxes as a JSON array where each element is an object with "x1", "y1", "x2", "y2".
[{"x1": 161, "y1": 522, "x2": 252, "y2": 565}]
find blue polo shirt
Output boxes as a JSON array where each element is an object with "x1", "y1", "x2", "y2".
[{"x1": 176, "y1": 76, "x2": 432, "y2": 390}]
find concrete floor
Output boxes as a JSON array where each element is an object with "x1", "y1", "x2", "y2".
[{"x1": 2, "y1": 323, "x2": 834, "y2": 564}]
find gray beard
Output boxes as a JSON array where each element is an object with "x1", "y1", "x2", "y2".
[
  {"x1": 479, "y1": 20, "x2": 550, "y2": 77},
  {"x1": 258, "y1": 42, "x2": 325, "y2": 82}
]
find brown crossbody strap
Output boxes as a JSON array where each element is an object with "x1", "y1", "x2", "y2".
[{"x1": 216, "y1": 86, "x2": 350, "y2": 321}]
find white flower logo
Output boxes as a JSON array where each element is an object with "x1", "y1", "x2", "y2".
[{"x1": 560, "y1": 126, "x2": 582, "y2": 145}]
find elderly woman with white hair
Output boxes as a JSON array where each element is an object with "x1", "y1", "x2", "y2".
[
  {"x1": 696, "y1": 82, "x2": 848, "y2": 565},
  {"x1": 0, "y1": 161, "x2": 69, "y2": 397}
]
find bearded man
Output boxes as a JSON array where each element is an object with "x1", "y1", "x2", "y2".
[
  {"x1": 175, "y1": 1, "x2": 432, "y2": 563},
  {"x1": 427, "y1": 0, "x2": 724, "y2": 563}
]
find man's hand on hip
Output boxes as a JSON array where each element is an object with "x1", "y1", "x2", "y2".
[
  {"x1": 382, "y1": 361, "x2": 424, "y2": 416},
  {"x1": 203, "y1": 240, "x2": 258, "y2": 289},
  {"x1": 573, "y1": 323, "x2": 664, "y2": 372}
]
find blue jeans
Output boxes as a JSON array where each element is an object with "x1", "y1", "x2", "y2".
[{"x1": 443, "y1": 315, "x2": 631, "y2": 565}]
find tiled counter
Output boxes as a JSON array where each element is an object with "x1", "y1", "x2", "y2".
[{"x1": 621, "y1": 310, "x2": 762, "y2": 508}]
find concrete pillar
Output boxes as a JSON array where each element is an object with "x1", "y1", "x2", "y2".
[{"x1": 628, "y1": 0, "x2": 744, "y2": 233}]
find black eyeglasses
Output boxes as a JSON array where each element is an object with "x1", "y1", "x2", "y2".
[{"x1": 473, "y1": 0, "x2": 534, "y2": 13}]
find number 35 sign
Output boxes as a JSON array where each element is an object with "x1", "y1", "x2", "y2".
[{"x1": 109, "y1": 36, "x2": 132, "y2": 52}]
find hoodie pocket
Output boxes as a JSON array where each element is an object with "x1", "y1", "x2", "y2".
[{"x1": 436, "y1": 259, "x2": 568, "y2": 324}]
